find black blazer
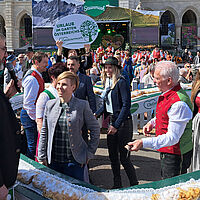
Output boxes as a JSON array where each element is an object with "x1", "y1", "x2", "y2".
[
  {"x1": 79, "y1": 54, "x2": 93, "y2": 74},
  {"x1": 75, "y1": 73, "x2": 96, "y2": 113},
  {"x1": 0, "y1": 91, "x2": 21, "y2": 188},
  {"x1": 96, "y1": 77, "x2": 131, "y2": 129}
]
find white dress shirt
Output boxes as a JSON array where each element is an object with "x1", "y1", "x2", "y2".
[
  {"x1": 105, "y1": 78, "x2": 113, "y2": 114},
  {"x1": 142, "y1": 101, "x2": 193, "y2": 150},
  {"x1": 22, "y1": 66, "x2": 43, "y2": 120},
  {"x1": 36, "y1": 85, "x2": 59, "y2": 119}
]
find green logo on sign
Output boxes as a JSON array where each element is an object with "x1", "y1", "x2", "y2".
[
  {"x1": 80, "y1": 20, "x2": 98, "y2": 42},
  {"x1": 131, "y1": 103, "x2": 139, "y2": 113},
  {"x1": 84, "y1": 1, "x2": 109, "y2": 17},
  {"x1": 144, "y1": 99, "x2": 157, "y2": 109}
]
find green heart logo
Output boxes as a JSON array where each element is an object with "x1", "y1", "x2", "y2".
[{"x1": 130, "y1": 103, "x2": 139, "y2": 114}]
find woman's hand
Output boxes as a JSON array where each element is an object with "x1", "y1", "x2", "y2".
[{"x1": 107, "y1": 125, "x2": 117, "y2": 135}]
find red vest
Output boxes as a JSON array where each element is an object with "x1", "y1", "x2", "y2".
[
  {"x1": 153, "y1": 50, "x2": 161, "y2": 59},
  {"x1": 97, "y1": 47, "x2": 104, "y2": 54},
  {"x1": 31, "y1": 71, "x2": 44, "y2": 104},
  {"x1": 155, "y1": 84, "x2": 182, "y2": 155}
]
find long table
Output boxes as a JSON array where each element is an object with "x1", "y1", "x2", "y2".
[
  {"x1": 15, "y1": 154, "x2": 105, "y2": 199},
  {"x1": 15, "y1": 154, "x2": 200, "y2": 199}
]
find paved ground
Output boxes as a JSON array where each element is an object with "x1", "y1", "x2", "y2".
[{"x1": 89, "y1": 132, "x2": 162, "y2": 190}]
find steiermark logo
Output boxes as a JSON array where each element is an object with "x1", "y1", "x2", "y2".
[
  {"x1": 84, "y1": 1, "x2": 109, "y2": 17},
  {"x1": 80, "y1": 20, "x2": 98, "y2": 42}
]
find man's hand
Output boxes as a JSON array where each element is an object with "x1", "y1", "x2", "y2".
[
  {"x1": 56, "y1": 40, "x2": 63, "y2": 56},
  {"x1": 4, "y1": 79, "x2": 17, "y2": 99},
  {"x1": 0, "y1": 185, "x2": 8, "y2": 200},
  {"x1": 143, "y1": 123, "x2": 153, "y2": 137},
  {"x1": 56, "y1": 40, "x2": 63, "y2": 49},
  {"x1": 84, "y1": 44, "x2": 90, "y2": 53},
  {"x1": 126, "y1": 139, "x2": 143, "y2": 152},
  {"x1": 107, "y1": 125, "x2": 117, "y2": 135}
]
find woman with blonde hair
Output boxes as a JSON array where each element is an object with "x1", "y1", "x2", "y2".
[
  {"x1": 190, "y1": 69, "x2": 200, "y2": 172},
  {"x1": 38, "y1": 71, "x2": 100, "y2": 181},
  {"x1": 96, "y1": 57, "x2": 138, "y2": 189}
]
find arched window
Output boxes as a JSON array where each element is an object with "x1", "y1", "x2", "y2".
[
  {"x1": 160, "y1": 10, "x2": 175, "y2": 48},
  {"x1": 19, "y1": 14, "x2": 32, "y2": 47},
  {"x1": 0, "y1": 16, "x2": 6, "y2": 36},
  {"x1": 181, "y1": 10, "x2": 197, "y2": 49}
]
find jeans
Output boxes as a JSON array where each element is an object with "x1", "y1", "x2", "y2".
[
  {"x1": 20, "y1": 109, "x2": 38, "y2": 160},
  {"x1": 49, "y1": 161, "x2": 85, "y2": 181},
  {"x1": 107, "y1": 117, "x2": 138, "y2": 187}
]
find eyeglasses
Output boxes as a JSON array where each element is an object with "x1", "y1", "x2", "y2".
[
  {"x1": 0, "y1": 46, "x2": 7, "y2": 52},
  {"x1": 19, "y1": 57, "x2": 24, "y2": 59}
]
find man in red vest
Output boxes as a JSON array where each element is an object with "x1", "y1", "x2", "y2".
[
  {"x1": 20, "y1": 52, "x2": 48, "y2": 160},
  {"x1": 127, "y1": 61, "x2": 193, "y2": 179},
  {"x1": 151, "y1": 46, "x2": 161, "y2": 61}
]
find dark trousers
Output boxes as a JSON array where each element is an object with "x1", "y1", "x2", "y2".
[
  {"x1": 181, "y1": 149, "x2": 193, "y2": 174},
  {"x1": 160, "y1": 149, "x2": 193, "y2": 179},
  {"x1": 107, "y1": 118, "x2": 138, "y2": 187},
  {"x1": 49, "y1": 161, "x2": 84, "y2": 181},
  {"x1": 20, "y1": 109, "x2": 38, "y2": 160}
]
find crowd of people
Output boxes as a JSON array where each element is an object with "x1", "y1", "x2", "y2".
[{"x1": 1, "y1": 33, "x2": 200, "y2": 199}]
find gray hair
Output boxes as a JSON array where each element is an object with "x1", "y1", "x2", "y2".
[
  {"x1": 90, "y1": 68, "x2": 97, "y2": 75},
  {"x1": 179, "y1": 68, "x2": 188, "y2": 76},
  {"x1": 155, "y1": 61, "x2": 179, "y2": 84}
]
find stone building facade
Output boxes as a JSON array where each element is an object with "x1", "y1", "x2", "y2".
[
  {"x1": 0, "y1": 0, "x2": 32, "y2": 51},
  {"x1": 1, "y1": 0, "x2": 200, "y2": 50},
  {"x1": 119, "y1": 0, "x2": 200, "y2": 49}
]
